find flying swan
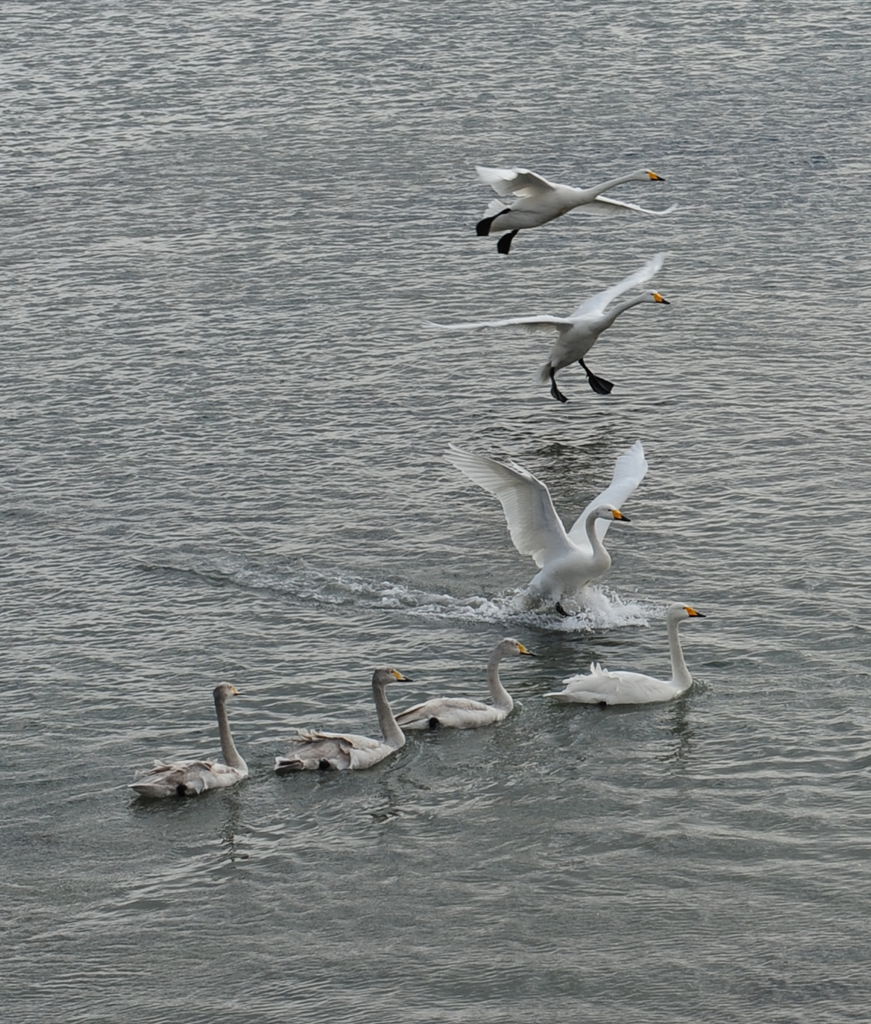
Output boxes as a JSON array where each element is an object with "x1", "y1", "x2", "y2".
[
  {"x1": 444, "y1": 440, "x2": 647, "y2": 616},
  {"x1": 394, "y1": 638, "x2": 535, "y2": 731},
  {"x1": 545, "y1": 603, "x2": 706, "y2": 704},
  {"x1": 274, "y1": 668, "x2": 411, "y2": 772},
  {"x1": 128, "y1": 684, "x2": 248, "y2": 798},
  {"x1": 424, "y1": 253, "x2": 669, "y2": 402},
  {"x1": 475, "y1": 165, "x2": 676, "y2": 253}
]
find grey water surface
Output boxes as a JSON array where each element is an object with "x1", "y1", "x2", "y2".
[{"x1": 3, "y1": 1, "x2": 871, "y2": 1022}]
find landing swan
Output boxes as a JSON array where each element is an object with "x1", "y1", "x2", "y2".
[
  {"x1": 475, "y1": 165, "x2": 675, "y2": 254},
  {"x1": 274, "y1": 668, "x2": 411, "y2": 772},
  {"x1": 425, "y1": 253, "x2": 669, "y2": 402},
  {"x1": 545, "y1": 603, "x2": 705, "y2": 704},
  {"x1": 395, "y1": 638, "x2": 534, "y2": 731},
  {"x1": 129, "y1": 684, "x2": 248, "y2": 798},
  {"x1": 444, "y1": 441, "x2": 647, "y2": 615}
]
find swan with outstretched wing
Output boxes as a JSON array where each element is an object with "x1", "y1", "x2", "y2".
[
  {"x1": 425, "y1": 253, "x2": 670, "y2": 401},
  {"x1": 475, "y1": 165, "x2": 676, "y2": 253},
  {"x1": 444, "y1": 440, "x2": 647, "y2": 615}
]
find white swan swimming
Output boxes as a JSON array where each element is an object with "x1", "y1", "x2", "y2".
[
  {"x1": 444, "y1": 440, "x2": 647, "y2": 616},
  {"x1": 475, "y1": 165, "x2": 676, "y2": 253},
  {"x1": 129, "y1": 684, "x2": 248, "y2": 798},
  {"x1": 395, "y1": 638, "x2": 534, "y2": 731},
  {"x1": 425, "y1": 253, "x2": 669, "y2": 402},
  {"x1": 545, "y1": 603, "x2": 706, "y2": 705},
  {"x1": 274, "y1": 668, "x2": 411, "y2": 772}
]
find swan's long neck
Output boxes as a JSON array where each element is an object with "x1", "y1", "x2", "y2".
[
  {"x1": 373, "y1": 681, "x2": 405, "y2": 750},
  {"x1": 486, "y1": 649, "x2": 514, "y2": 711},
  {"x1": 576, "y1": 171, "x2": 643, "y2": 203},
  {"x1": 666, "y1": 618, "x2": 692, "y2": 690},
  {"x1": 583, "y1": 511, "x2": 610, "y2": 571},
  {"x1": 601, "y1": 294, "x2": 646, "y2": 330},
  {"x1": 215, "y1": 693, "x2": 247, "y2": 771}
]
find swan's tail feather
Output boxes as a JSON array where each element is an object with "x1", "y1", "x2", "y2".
[
  {"x1": 483, "y1": 197, "x2": 510, "y2": 219},
  {"x1": 538, "y1": 362, "x2": 552, "y2": 384}
]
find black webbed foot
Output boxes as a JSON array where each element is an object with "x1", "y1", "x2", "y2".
[
  {"x1": 427, "y1": 717, "x2": 441, "y2": 730},
  {"x1": 579, "y1": 359, "x2": 614, "y2": 395},
  {"x1": 555, "y1": 601, "x2": 570, "y2": 617},
  {"x1": 586, "y1": 374, "x2": 614, "y2": 396},
  {"x1": 496, "y1": 229, "x2": 519, "y2": 254}
]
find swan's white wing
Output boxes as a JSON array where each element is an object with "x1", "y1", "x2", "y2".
[
  {"x1": 423, "y1": 315, "x2": 571, "y2": 333},
  {"x1": 291, "y1": 729, "x2": 385, "y2": 751},
  {"x1": 129, "y1": 758, "x2": 244, "y2": 797},
  {"x1": 445, "y1": 445, "x2": 573, "y2": 567},
  {"x1": 569, "y1": 253, "x2": 666, "y2": 321},
  {"x1": 567, "y1": 441, "x2": 647, "y2": 547},
  {"x1": 274, "y1": 730, "x2": 394, "y2": 772},
  {"x1": 396, "y1": 696, "x2": 502, "y2": 730},
  {"x1": 476, "y1": 165, "x2": 557, "y2": 198},
  {"x1": 302, "y1": 731, "x2": 397, "y2": 770},
  {"x1": 577, "y1": 196, "x2": 679, "y2": 217},
  {"x1": 549, "y1": 664, "x2": 676, "y2": 704},
  {"x1": 397, "y1": 697, "x2": 489, "y2": 720}
]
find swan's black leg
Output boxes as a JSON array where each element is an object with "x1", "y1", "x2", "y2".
[
  {"x1": 549, "y1": 366, "x2": 568, "y2": 403},
  {"x1": 496, "y1": 229, "x2": 519, "y2": 254},
  {"x1": 555, "y1": 601, "x2": 570, "y2": 617},
  {"x1": 427, "y1": 717, "x2": 441, "y2": 730},
  {"x1": 475, "y1": 209, "x2": 511, "y2": 237},
  {"x1": 579, "y1": 358, "x2": 614, "y2": 395}
]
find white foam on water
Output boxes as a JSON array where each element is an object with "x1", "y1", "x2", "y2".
[{"x1": 142, "y1": 552, "x2": 655, "y2": 632}]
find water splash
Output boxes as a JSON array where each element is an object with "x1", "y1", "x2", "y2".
[{"x1": 139, "y1": 551, "x2": 654, "y2": 632}]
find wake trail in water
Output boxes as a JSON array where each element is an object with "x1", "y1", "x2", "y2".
[{"x1": 138, "y1": 551, "x2": 656, "y2": 632}]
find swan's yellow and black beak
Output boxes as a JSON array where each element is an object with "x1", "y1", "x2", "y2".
[
  {"x1": 517, "y1": 642, "x2": 536, "y2": 657},
  {"x1": 611, "y1": 508, "x2": 631, "y2": 522},
  {"x1": 391, "y1": 669, "x2": 412, "y2": 682},
  {"x1": 652, "y1": 291, "x2": 670, "y2": 305},
  {"x1": 647, "y1": 170, "x2": 665, "y2": 181},
  {"x1": 684, "y1": 606, "x2": 706, "y2": 618}
]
